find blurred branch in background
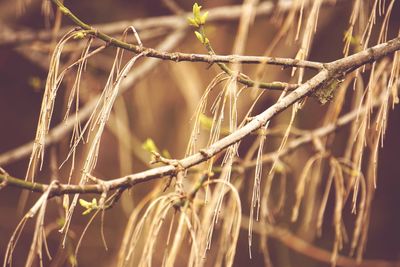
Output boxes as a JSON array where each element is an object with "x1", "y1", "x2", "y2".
[{"x1": 0, "y1": 0, "x2": 342, "y2": 47}]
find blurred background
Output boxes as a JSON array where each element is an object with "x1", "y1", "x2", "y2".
[{"x1": 0, "y1": 0, "x2": 399, "y2": 266}]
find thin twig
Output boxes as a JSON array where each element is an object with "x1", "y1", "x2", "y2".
[
  {"x1": 0, "y1": 0, "x2": 341, "y2": 48},
  {"x1": 47, "y1": 0, "x2": 323, "y2": 71},
  {"x1": 1, "y1": 41, "x2": 398, "y2": 196}
]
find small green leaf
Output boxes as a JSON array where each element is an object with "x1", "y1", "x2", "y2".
[
  {"x1": 82, "y1": 209, "x2": 92, "y2": 216},
  {"x1": 343, "y1": 30, "x2": 352, "y2": 42},
  {"x1": 79, "y1": 199, "x2": 91, "y2": 209},
  {"x1": 194, "y1": 31, "x2": 204, "y2": 44},
  {"x1": 188, "y1": 3, "x2": 207, "y2": 27},
  {"x1": 68, "y1": 254, "x2": 78, "y2": 266},
  {"x1": 199, "y1": 114, "x2": 213, "y2": 129},
  {"x1": 187, "y1": 17, "x2": 199, "y2": 27},
  {"x1": 56, "y1": 217, "x2": 65, "y2": 228},
  {"x1": 199, "y1": 114, "x2": 230, "y2": 135},
  {"x1": 199, "y1": 11, "x2": 209, "y2": 25},
  {"x1": 193, "y1": 3, "x2": 202, "y2": 19},
  {"x1": 343, "y1": 31, "x2": 362, "y2": 53},
  {"x1": 79, "y1": 198, "x2": 99, "y2": 215},
  {"x1": 73, "y1": 31, "x2": 86, "y2": 40},
  {"x1": 28, "y1": 76, "x2": 43, "y2": 92},
  {"x1": 275, "y1": 162, "x2": 285, "y2": 173},
  {"x1": 350, "y1": 169, "x2": 360, "y2": 177},
  {"x1": 142, "y1": 138, "x2": 159, "y2": 153}
]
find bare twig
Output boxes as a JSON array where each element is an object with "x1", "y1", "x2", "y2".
[
  {"x1": 1, "y1": 36, "x2": 399, "y2": 197},
  {"x1": 45, "y1": 0, "x2": 324, "y2": 72}
]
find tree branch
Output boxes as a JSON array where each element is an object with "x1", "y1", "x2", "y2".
[
  {"x1": 245, "y1": 91, "x2": 388, "y2": 168},
  {"x1": 47, "y1": 0, "x2": 323, "y2": 72},
  {"x1": 1, "y1": 35, "x2": 398, "y2": 197},
  {"x1": 0, "y1": 97, "x2": 380, "y2": 197}
]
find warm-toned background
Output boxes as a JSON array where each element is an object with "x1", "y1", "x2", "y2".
[{"x1": 0, "y1": 0, "x2": 399, "y2": 266}]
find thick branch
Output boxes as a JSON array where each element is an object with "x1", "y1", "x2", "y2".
[
  {"x1": 52, "y1": 35, "x2": 399, "y2": 186},
  {"x1": 0, "y1": 95, "x2": 383, "y2": 197},
  {"x1": 1, "y1": 35, "x2": 399, "y2": 197}
]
